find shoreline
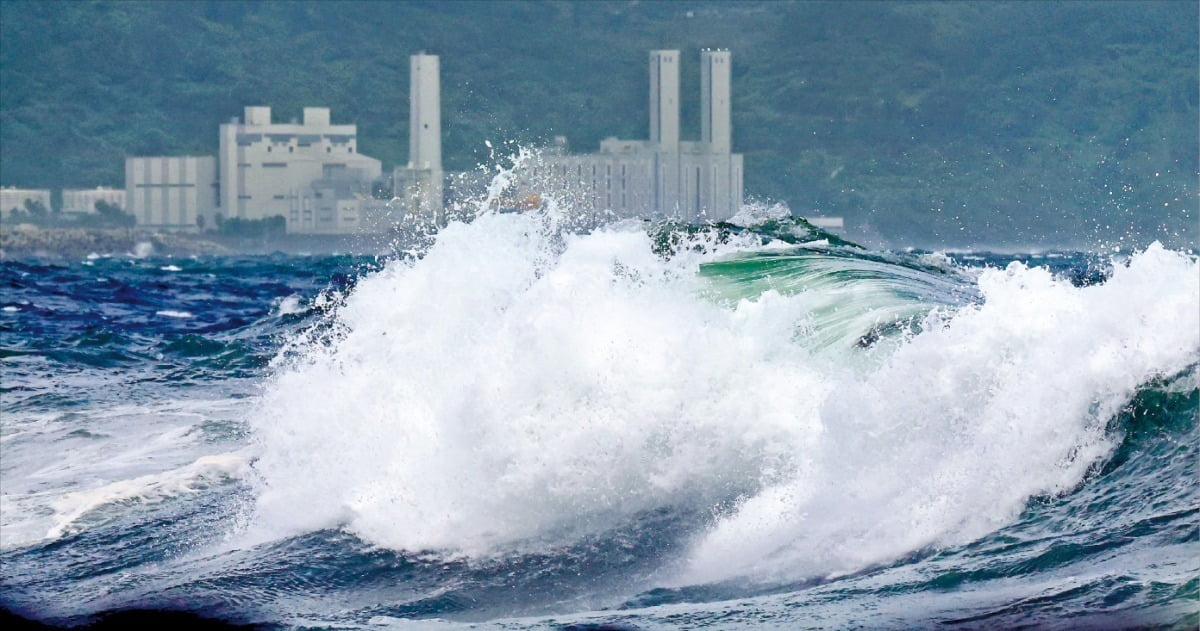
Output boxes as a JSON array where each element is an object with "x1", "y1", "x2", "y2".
[{"x1": 0, "y1": 225, "x2": 404, "y2": 260}]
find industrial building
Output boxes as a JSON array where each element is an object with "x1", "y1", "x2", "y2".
[
  {"x1": 217, "y1": 106, "x2": 385, "y2": 234},
  {"x1": 62, "y1": 186, "x2": 127, "y2": 215},
  {"x1": 114, "y1": 49, "x2": 769, "y2": 236},
  {"x1": 0, "y1": 187, "x2": 52, "y2": 219},
  {"x1": 124, "y1": 156, "x2": 217, "y2": 231},
  {"x1": 121, "y1": 54, "x2": 441, "y2": 236},
  {"x1": 518, "y1": 49, "x2": 744, "y2": 223}
]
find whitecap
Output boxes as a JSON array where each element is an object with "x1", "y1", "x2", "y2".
[{"x1": 274, "y1": 295, "x2": 305, "y2": 316}]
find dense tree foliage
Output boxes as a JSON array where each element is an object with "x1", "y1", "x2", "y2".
[
  {"x1": 1, "y1": 0, "x2": 1194, "y2": 247},
  {"x1": 217, "y1": 215, "x2": 287, "y2": 239}
]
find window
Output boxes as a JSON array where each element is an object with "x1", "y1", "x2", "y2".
[
  {"x1": 326, "y1": 147, "x2": 331, "y2": 153},
  {"x1": 348, "y1": 147, "x2": 354, "y2": 153}
]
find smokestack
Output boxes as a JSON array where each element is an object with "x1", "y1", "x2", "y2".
[
  {"x1": 409, "y1": 54, "x2": 441, "y2": 171},
  {"x1": 701, "y1": 49, "x2": 731, "y2": 154},
  {"x1": 649, "y1": 50, "x2": 680, "y2": 150}
]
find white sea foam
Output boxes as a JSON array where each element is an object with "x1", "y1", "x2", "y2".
[
  {"x1": 0, "y1": 399, "x2": 253, "y2": 550},
  {"x1": 247, "y1": 192, "x2": 1199, "y2": 584},
  {"x1": 161, "y1": 264, "x2": 183, "y2": 272},
  {"x1": 249, "y1": 206, "x2": 805, "y2": 553},
  {"x1": 156, "y1": 310, "x2": 193, "y2": 319},
  {"x1": 44, "y1": 451, "x2": 251, "y2": 540},
  {"x1": 679, "y1": 242, "x2": 1200, "y2": 584},
  {"x1": 275, "y1": 294, "x2": 306, "y2": 316}
]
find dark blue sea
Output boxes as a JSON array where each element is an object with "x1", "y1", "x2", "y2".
[{"x1": 1, "y1": 206, "x2": 1197, "y2": 629}]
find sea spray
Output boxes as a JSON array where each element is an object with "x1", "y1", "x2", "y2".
[
  {"x1": 680, "y1": 242, "x2": 1200, "y2": 584},
  {"x1": 2, "y1": 221, "x2": 1197, "y2": 627},
  {"x1": 247, "y1": 206, "x2": 821, "y2": 554},
  {"x1": 247, "y1": 164, "x2": 1199, "y2": 594}
]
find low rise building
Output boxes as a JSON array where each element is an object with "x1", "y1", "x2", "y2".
[
  {"x1": 62, "y1": 186, "x2": 126, "y2": 214},
  {"x1": 0, "y1": 187, "x2": 53, "y2": 220}
]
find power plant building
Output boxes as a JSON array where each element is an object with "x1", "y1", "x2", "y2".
[
  {"x1": 217, "y1": 106, "x2": 385, "y2": 234},
  {"x1": 115, "y1": 49, "x2": 754, "y2": 235},
  {"x1": 62, "y1": 186, "x2": 127, "y2": 214},
  {"x1": 124, "y1": 156, "x2": 217, "y2": 231},
  {"x1": 521, "y1": 49, "x2": 743, "y2": 223}
]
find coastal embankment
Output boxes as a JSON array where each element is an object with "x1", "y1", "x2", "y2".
[
  {"x1": 0, "y1": 225, "x2": 229, "y2": 260},
  {"x1": 0, "y1": 224, "x2": 408, "y2": 259}
]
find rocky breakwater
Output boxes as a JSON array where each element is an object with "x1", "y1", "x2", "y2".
[{"x1": 0, "y1": 225, "x2": 230, "y2": 259}]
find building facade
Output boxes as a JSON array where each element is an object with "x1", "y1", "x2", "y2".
[
  {"x1": 0, "y1": 187, "x2": 52, "y2": 220},
  {"x1": 218, "y1": 106, "x2": 383, "y2": 234},
  {"x1": 124, "y1": 156, "x2": 217, "y2": 231},
  {"x1": 519, "y1": 49, "x2": 744, "y2": 223},
  {"x1": 61, "y1": 186, "x2": 126, "y2": 214}
]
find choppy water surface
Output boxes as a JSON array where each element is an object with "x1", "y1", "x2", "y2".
[{"x1": 1, "y1": 208, "x2": 1196, "y2": 629}]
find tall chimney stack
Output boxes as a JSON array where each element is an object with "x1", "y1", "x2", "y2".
[
  {"x1": 409, "y1": 54, "x2": 441, "y2": 171},
  {"x1": 649, "y1": 50, "x2": 680, "y2": 150},
  {"x1": 701, "y1": 49, "x2": 731, "y2": 154}
]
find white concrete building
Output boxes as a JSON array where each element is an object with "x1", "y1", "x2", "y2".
[
  {"x1": 125, "y1": 156, "x2": 218, "y2": 231},
  {"x1": 62, "y1": 186, "x2": 126, "y2": 214},
  {"x1": 218, "y1": 106, "x2": 383, "y2": 234},
  {"x1": 0, "y1": 187, "x2": 52, "y2": 220},
  {"x1": 393, "y1": 54, "x2": 444, "y2": 225},
  {"x1": 520, "y1": 49, "x2": 744, "y2": 223}
]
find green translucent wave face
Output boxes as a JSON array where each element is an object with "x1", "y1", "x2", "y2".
[{"x1": 698, "y1": 245, "x2": 978, "y2": 353}]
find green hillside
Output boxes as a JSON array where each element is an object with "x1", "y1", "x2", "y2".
[{"x1": 1, "y1": 0, "x2": 1195, "y2": 247}]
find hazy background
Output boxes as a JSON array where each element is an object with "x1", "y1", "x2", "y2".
[{"x1": 1, "y1": 0, "x2": 1195, "y2": 249}]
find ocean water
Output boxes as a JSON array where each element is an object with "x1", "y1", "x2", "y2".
[{"x1": 1, "y1": 196, "x2": 1197, "y2": 629}]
